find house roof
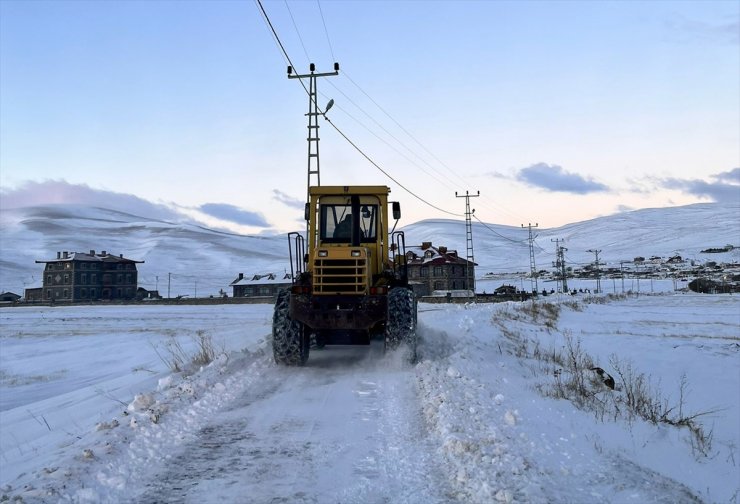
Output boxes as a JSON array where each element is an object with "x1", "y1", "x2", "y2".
[
  {"x1": 230, "y1": 273, "x2": 293, "y2": 286},
  {"x1": 405, "y1": 243, "x2": 477, "y2": 267},
  {"x1": 35, "y1": 251, "x2": 143, "y2": 264}
]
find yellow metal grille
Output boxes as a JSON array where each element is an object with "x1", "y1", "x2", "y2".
[{"x1": 313, "y1": 258, "x2": 367, "y2": 294}]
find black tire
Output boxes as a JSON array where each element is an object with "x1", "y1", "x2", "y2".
[
  {"x1": 272, "y1": 289, "x2": 310, "y2": 366},
  {"x1": 385, "y1": 287, "x2": 418, "y2": 363}
]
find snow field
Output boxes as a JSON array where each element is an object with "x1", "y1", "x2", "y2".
[{"x1": 1, "y1": 294, "x2": 738, "y2": 502}]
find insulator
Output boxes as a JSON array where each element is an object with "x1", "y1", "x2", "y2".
[
  {"x1": 287, "y1": 65, "x2": 292, "y2": 74},
  {"x1": 334, "y1": 62, "x2": 339, "y2": 71},
  {"x1": 310, "y1": 63, "x2": 315, "y2": 72}
]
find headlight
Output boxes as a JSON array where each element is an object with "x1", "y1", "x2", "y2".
[
  {"x1": 351, "y1": 250, "x2": 361, "y2": 257},
  {"x1": 318, "y1": 250, "x2": 328, "y2": 257}
]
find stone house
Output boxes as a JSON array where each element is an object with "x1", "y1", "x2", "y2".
[
  {"x1": 405, "y1": 242, "x2": 476, "y2": 296},
  {"x1": 35, "y1": 250, "x2": 143, "y2": 302}
]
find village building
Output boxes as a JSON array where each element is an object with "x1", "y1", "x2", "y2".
[
  {"x1": 230, "y1": 273, "x2": 293, "y2": 298},
  {"x1": 24, "y1": 288, "x2": 43, "y2": 302},
  {"x1": 405, "y1": 242, "x2": 476, "y2": 296},
  {"x1": 34, "y1": 250, "x2": 143, "y2": 302},
  {"x1": 0, "y1": 292, "x2": 21, "y2": 303}
]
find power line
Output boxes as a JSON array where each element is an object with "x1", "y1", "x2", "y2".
[
  {"x1": 472, "y1": 214, "x2": 527, "y2": 244},
  {"x1": 316, "y1": 0, "x2": 336, "y2": 62},
  {"x1": 342, "y1": 69, "x2": 533, "y2": 225},
  {"x1": 283, "y1": 0, "x2": 311, "y2": 64},
  {"x1": 341, "y1": 69, "x2": 466, "y2": 193},
  {"x1": 317, "y1": 85, "x2": 467, "y2": 192},
  {"x1": 322, "y1": 115, "x2": 461, "y2": 216},
  {"x1": 268, "y1": 2, "x2": 533, "y2": 226},
  {"x1": 254, "y1": 0, "x2": 461, "y2": 218}
]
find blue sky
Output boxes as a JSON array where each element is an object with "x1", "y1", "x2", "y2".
[{"x1": 1, "y1": 0, "x2": 738, "y2": 233}]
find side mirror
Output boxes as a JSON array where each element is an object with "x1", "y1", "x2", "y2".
[
  {"x1": 392, "y1": 201, "x2": 401, "y2": 220},
  {"x1": 304, "y1": 202, "x2": 310, "y2": 221}
]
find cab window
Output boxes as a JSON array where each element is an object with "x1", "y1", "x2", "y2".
[{"x1": 320, "y1": 204, "x2": 378, "y2": 242}]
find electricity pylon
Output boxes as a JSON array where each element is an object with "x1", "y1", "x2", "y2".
[
  {"x1": 522, "y1": 223, "x2": 539, "y2": 294},
  {"x1": 456, "y1": 190, "x2": 479, "y2": 296},
  {"x1": 287, "y1": 62, "x2": 339, "y2": 202}
]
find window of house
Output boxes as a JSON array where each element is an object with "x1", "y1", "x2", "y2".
[
  {"x1": 64, "y1": 274, "x2": 69, "y2": 283},
  {"x1": 433, "y1": 266, "x2": 443, "y2": 276},
  {"x1": 126, "y1": 274, "x2": 132, "y2": 284},
  {"x1": 245, "y1": 287, "x2": 254, "y2": 296},
  {"x1": 434, "y1": 280, "x2": 445, "y2": 290},
  {"x1": 117, "y1": 288, "x2": 123, "y2": 297},
  {"x1": 65, "y1": 263, "x2": 71, "y2": 269},
  {"x1": 46, "y1": 275, "x2": 52, "y2": 284},
  {"x1": 63, "y1": 289, "x2": 68, "y2": 298},
  {"x1": 117, "y1": 274, "x2": 122, "y2": 283},
  {"x1": 91, "y1": 274, "x2": 97, "y2": 283},
  {"x1": 126, "y1": 288, "x2": 132, "y2": 297},
  {"x1": 420, "y1": 267, "x2": 428, "y2": 277},
  {"x1": 81, "y1": 273, "x2": 87, "y2": 284},
  {"x1": 452, "y1": 281, "x2": 457, "y2": 289},
  {"x1": 260, "y1": 286, "x2": 270, "y2": 295},
  {"x1": 46, "y1": 289, "x2": 51, "y2": 299},
  {"x1": 81, "y1": 288, "x2": 87, "y2": 298},
  {"x1": 91, "y1": 288, "x2": 97, "y2": 297}
]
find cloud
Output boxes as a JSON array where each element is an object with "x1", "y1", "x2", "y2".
[
  {"x1": 666, "y1": 15, "x2": 739, "y2": 44},
  {"x1": 272, "y1": 189, "x2": 305, "y2": 210},
  {"x1": 516, "y1": 163, "x2": 609, "y2": 194},
  {"x1": 660, "y1": 169, "x2": 740, "y2": 203},
  {"x1": 0, "y1": 179, "x2": 183, "y2": 221},
  {"x1": 198, "y1": 203, "x2": 270, "y2": 227},
  {"x1": 714, "y1": 167, "x2": 740, "y2": 184}
]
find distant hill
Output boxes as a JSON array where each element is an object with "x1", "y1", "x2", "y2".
[{"x1": 1, "y1": 202, "x2": 738, "y2": 297}]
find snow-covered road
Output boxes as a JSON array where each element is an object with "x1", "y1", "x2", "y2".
[{"x1": 136, "y1": 344, "x2": 451, "y2": 503}]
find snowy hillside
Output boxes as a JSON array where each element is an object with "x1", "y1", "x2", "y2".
[
  {"x1": 0, "y1": 205, "x2": 289, "y2": 297},
  {"x1": 402, "y1": 202, "x2": 740, "y2": 274},
  {"x1": 1, "y1": 202, "x2": 738, "y2": 296}
]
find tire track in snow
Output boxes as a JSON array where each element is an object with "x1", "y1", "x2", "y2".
[{"x1": 135, "y1": 342, "x2": 453, "y2": 503}]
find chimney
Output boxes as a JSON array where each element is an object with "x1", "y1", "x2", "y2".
[
  {"x1": 63, "y1": 251, "x2": 69, "y2": 259},
  {"x1": 421, "y1": 241, "x2": 432, "y2": 250},
  {"x1": 57, "y1": 251, "x2": 61, "y2": 259},
  {"x1": 120, "y1": 254, "x2": 123, "y2": 258},
  {"x1": 101, "y1": 250, "x2": 107, "y2": 256},
  {"x1": 439, "y1": 246, "x2": 447, "y2": 254},
  {"x1": 239, "y1": 273, "x2": 244, "y2": 280},
  {"x1": 90, "y1": 250, "x2": 95, "y2": 256}
]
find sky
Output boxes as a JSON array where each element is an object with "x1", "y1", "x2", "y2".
[{"x1": 0, "y1": 0, "x2": 738, "y2": 234}]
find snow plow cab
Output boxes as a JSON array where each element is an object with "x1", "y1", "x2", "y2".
[{"x1": 272, "y1": 185, "x2": 417, "y2": 366}]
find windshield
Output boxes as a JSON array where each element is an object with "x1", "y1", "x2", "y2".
[{"x1": 320, "y1": 204, "x2": 378, "y2": 242}]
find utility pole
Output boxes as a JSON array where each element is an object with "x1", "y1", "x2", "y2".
[
  {"x1": 551, "y1": 238, "x2": 568, "y2": 293},
  {"x1": 522, "y1": 223, "x2": 539, "y2": 294},
  {"x1": 168, "y1": 273, "x2": 171, "y2": 299},
  {"x1": 456, "y1": 190, "x2": 479, "y2": 296},
  {"x1": 587, "y1": 249, "x2": 602, "y2": 293},
  {"x1": 287, "y1": 62, "x2": 339, "y2": 202}
]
